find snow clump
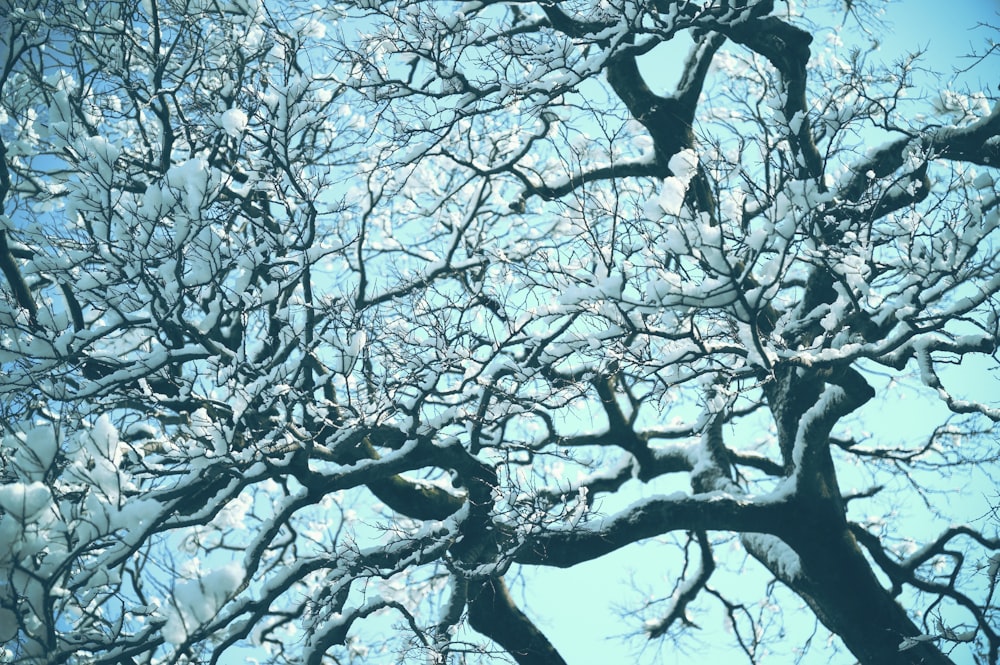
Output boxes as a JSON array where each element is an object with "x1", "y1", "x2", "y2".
[{"x1": 219, "y1": 108, "x2": 248, "y2": 137}]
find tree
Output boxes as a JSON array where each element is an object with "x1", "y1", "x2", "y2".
[{"x1": 0, "y1": 0, "x2": 998, "y2": 663}]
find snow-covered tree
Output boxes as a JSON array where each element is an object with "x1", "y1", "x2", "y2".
[{"x1": 1, "y1": 0, "x2": 998, "y2": 663}]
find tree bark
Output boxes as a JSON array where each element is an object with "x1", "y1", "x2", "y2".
[
  {"x1": 467, "y1": 576, "x2": 569, "y2": 665},
  {"x1": 774, "y1": 505, "x2": 955, "y2": 665}
]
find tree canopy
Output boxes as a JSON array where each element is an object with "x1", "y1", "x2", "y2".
[{"x1": 1, "y1": 0, "x2": 998, "y2": 663}]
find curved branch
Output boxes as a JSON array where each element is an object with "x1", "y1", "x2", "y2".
[
  {"x1": 515, "y1": 494, "x2": 789, "y2": 567},
  {"x1": 718, "y1": 16, "x2": 824, "y2": 182},
  {"x1": 315, "y1": 430, "x2": 467, "y2": 520},
  {"x1": 606, "y1": 37, "x2": 713, "y2": 169},
  {"x1": 842, "y1": 104, "x2": 1000, "y2": 205},
  {"x1": 512, "y1": 159, "x2": 663, "y2": 209},
  {"x1": 0, "y1": 229, "x2": 38, "y2": 328},
  {"x1": 646, "y1": 531, "x2": 715, "y2": 639}
]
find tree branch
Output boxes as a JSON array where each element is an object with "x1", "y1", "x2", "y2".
[
  {"x1": 467, "y1": 576, "x2": 569, "y2": 665},
  {"x1": 516, "y1": 494, "x2": 788, "y2": 567}
]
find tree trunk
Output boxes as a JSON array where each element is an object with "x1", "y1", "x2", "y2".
[{"x1": 772, "y1": 501, "x2": 954, "y2": 665}]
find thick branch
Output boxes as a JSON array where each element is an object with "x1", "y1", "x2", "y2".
[
  {"x1": 467, "y1": 576, "x2": 568, "y2": 665},
  {"x1": 0, "y1": 230, "x2": 37, "y2": 327},
  {"x1": 842, "y1": 104, "x2": 1000, "y2": 204},
  {"x1": 719, "y1": 16, "x2": 824, "y2": 181},
  {"x1": 318, "y1": 430, "x2": 467, "y2": 520},
  {"x1": 776, "y1": 520, "x2": 955, "y2": 665},
  {"x1": 605, "y1": 33, "x2": 724, "y2": 216},
  {"x1": 515, "y1": 494, "x2": 788, "y2": 567}
]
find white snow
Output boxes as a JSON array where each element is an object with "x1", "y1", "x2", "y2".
[
  {"x1": 973, "y1": 172, "x2": 994, "y2": 190},
  {"x1": 898, "y1": 634, "x2": 936, "y2": 651},
  {"x1": 333, "y1": 330, "x2": 368, "y2": 375},
  {"x1": 163, "y1": 562, "x2": 245, "y2": 644},
  {"x1": 7, "y1": 425, "x2": 58, "y2": 481},
  {"x1": 742, "y1": 533, "x2": 802, "y2": 580},
  {"x1": 654, "y1": 177, "x2": 688, "y2": 216},
  {"x1": 988, "y1": 552, "x2": 1000, "y2": 582},
  {"x1": 220, "y1": 108, "x2": 248, "y2": 137},
  {"x1": 668, "y1": 148, "x2": 698, "y2": 181},
  {"x1": 0, "y1": 482, "x2": 51, "y2": 522}
]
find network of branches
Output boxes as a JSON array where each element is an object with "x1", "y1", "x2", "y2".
[{"x1": 0, "y1": 1, "x2": 998, "y2": 664}]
